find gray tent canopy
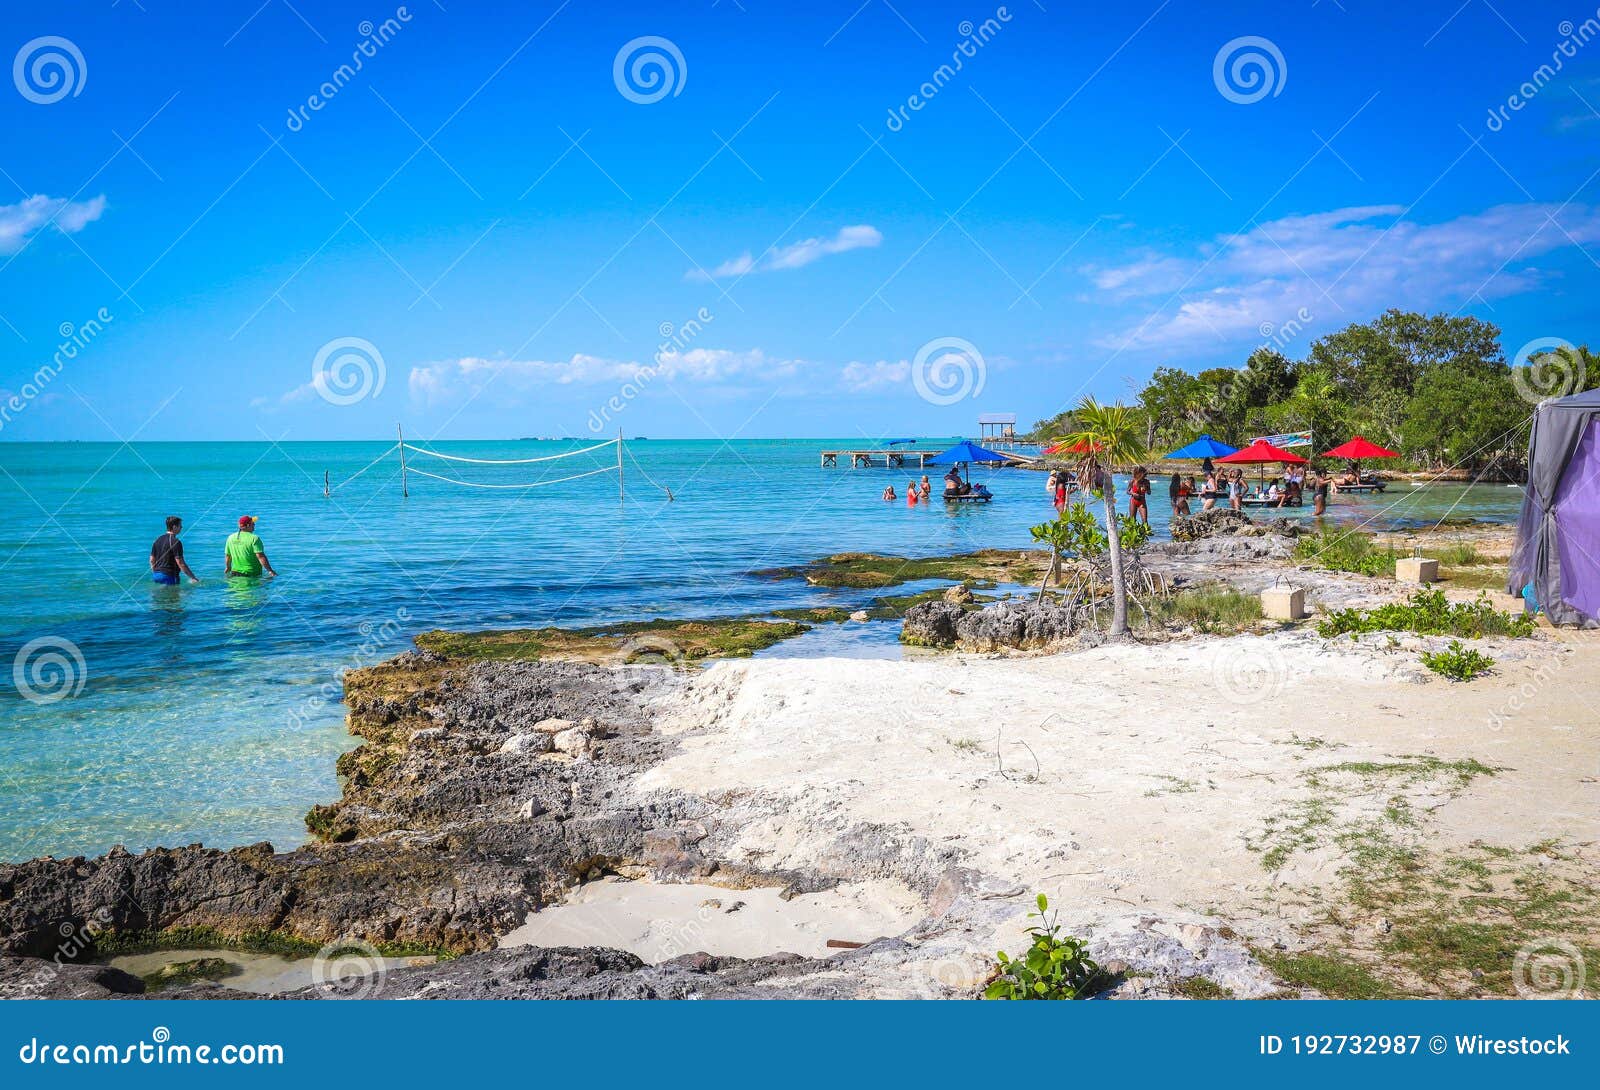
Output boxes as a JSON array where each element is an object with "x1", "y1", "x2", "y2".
[{"x1": 1508, "y1": 388, "x2": 1600, "y2": 627}]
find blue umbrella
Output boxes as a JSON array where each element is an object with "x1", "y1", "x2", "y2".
[
  {"x1": 926, "y1": 440, "x2": 1008, "y2": 465},
  {"x1": 1163, "y1": 434, "x2": 1238, "y2": 460}
]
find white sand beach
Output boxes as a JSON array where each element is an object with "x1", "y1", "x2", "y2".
[{"x1": 637, "y1": 621, "x2": 1600, "y2": 971}]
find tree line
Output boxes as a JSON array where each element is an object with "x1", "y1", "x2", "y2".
[{"x1": 1028, "y1": 310, "x2": 1598, "y2": 477}]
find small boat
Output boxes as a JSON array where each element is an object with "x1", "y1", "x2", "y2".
[{"x1": 1335, "y1": 481, "x2": 1386, "y2": 493}]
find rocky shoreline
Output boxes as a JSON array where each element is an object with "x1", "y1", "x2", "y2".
[{"x1": 0, "y1": 516, "x2": 1556, "y2": 1001}]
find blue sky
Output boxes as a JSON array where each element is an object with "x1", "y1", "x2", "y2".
[{"x1": 2, "y1": 0, "x2": 1599, "y2": 441}]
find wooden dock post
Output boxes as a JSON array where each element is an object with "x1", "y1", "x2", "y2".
[{"x1": 397, "y1": 423, "x2": 409, "y2": 498}]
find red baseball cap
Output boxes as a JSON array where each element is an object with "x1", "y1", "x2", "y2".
[{"x1": 238, "y1": 515, "x2": 256, "y2": 528}]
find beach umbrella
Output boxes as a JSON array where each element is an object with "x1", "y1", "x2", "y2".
[
  {"x1": 926, "y1": 440, "x2": 1008, "y2": 465},
  {"x1": 1217, "y1": 439, "x2": 1310, "y2": 490},
  {"x1": 1321, "y1": 434, "x2": 1399, "y2": 477},
  {"x1": 1321, "y1": 435, "x2": 1398, "y2": 459},
  {"x1": 1162, "y1": 433, "x2": 1239, "y2": 460},
  {"x1": 927, "y1": 439, "x2": 1006, "y2": 487},
  {"x1": 1042, "y1": 439, "x2": 1102, "y2": 456}
]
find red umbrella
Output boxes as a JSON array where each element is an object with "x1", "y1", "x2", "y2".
[
  {"x1": 1216, "y1": 439, "x2": 1309, "y2": 466},
  {"x1": 1320, "y1": 435, "x2": 1399, "y2": 460},
  {"x1": 1216, "y1": 439, "x2": 1309, "y2": 493},
  {"x1": 1043, "y1": 439, "x2": 1103, "y2": 455}
]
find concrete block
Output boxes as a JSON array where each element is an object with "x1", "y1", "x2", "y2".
[
  {"x1": 1395, "y1": 557, "x2": 1440, "y2": 584},
  {"x1": 1261, "y1": 585, "x2": 1306, "y2": 620}
]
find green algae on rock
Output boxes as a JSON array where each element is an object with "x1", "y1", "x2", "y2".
[
  {"x1": 414, "y1": 617, "x2": 811, "y2": 664},
  {"x1": 753, "y1": 550, "x2": 1044, "y2": 589}
]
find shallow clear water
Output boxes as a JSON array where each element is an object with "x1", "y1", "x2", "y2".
[{"x1": 0, "y1": 440, "x2": 1522, "y2": 861}]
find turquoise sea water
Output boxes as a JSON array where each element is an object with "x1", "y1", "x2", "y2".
[{"x1": 0, "y1": 439, "x2": 1524, "y2": 862}]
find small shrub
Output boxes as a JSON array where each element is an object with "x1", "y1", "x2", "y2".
[
  {"x1": 1421, "y1": 640, "x2": 1494, "y2": 681},
  {"x1": 1295, "y1": 530, "x2": 1394, "y2": 576},
  {"x1": 1152, "y1": 586, "x2": 1264, "y2": 633},
  {"x1": 985, "y1": 894, "x2": 1103, "y2": 1000},
  {"x1": 1431, "y1": 541, "x2": 1488, "y2": 566},
  {"x1": 1317, "y1": 589, "x2": 1534, "y2": 640}
]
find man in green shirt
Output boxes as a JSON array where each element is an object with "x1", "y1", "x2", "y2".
[{"x1": 224, "y1": 515, "x2": 278, "y2": 579}]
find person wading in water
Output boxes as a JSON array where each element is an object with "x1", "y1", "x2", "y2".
[{"x1": 149, "y1": 515, "x2": 201, "y2": 586}]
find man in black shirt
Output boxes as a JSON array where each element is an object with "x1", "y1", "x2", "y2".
[{"x1": 149, "y1": 515, "x2": 201, "y2": 586}]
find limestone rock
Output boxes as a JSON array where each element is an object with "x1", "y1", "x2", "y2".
[
  {"x1": 552, "y1": 728, "x2": 592, "y2": 756},
  {"x1": 499, "y1": 733, "x2": 554, "y2": 755}
]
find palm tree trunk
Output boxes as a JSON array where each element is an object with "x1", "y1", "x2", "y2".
[{"x1": 1103, "y1": 486, "x2": 1129, "y2": 636}]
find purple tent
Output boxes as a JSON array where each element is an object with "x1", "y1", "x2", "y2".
[{"x1": 1508, "y1": 388, "x2": 1600, "y2": 626}]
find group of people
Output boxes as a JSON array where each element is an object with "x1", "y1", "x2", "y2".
[
  {"x1": 883, "y1": 475, "x2": 934, "y2": 504},
  {"x1": 1160, "y1": 460, "x2": 1332, "y2": 516},
  {"x1": 147, "y1": 514, "x2": 279, "y2": 586},
  {"x1": 1040, "y1": 454, "x2": 1342, "y2": 522}
]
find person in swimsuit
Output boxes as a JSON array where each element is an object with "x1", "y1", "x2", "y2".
[
  {"x1": 149, "y1": 515, "x2": 201, "y2": 586},
  {"x1": 1201, "y1": 472, "x2": 1219, "y2": 511},
  {"x1": 907, "y1": 480, "x2": 920, "y2": 505},
  {"x1": 883, "y1": 485, "x2": 897, "y2": 501},
  {"x1": 1054, "y1": 472, "x2": 1069, "y2": 507},
  {"x1": 1177, "y1": 476, "x2": 1194, "y2": 516},
  {"x1": 1228, "y1": 470, "x2": 1244, "y2": 512},
  {"x1": 918, "y1": 475, "x2": 932, "y2": 500},
  {"x1": 1311, "y1": 472, "x2": 1330, "y2": 516},
  {"x1": 1128, "y1": 467, "x2": 1151, "y2": 525},
  {"x1": 1168, "y1": 472, "x2": 1183, "y2": 517}
]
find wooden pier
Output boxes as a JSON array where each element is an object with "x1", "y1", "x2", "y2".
[
  {"x1": 820, "y1": 449, "x2": 934, "y2": 468},
  {"x1": 819, "y1": 447, "x2": 1041, "y2": 468}
]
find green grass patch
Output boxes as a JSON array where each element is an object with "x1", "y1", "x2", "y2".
[
  {"x1": 1145, "y1": 585, "x2": 1264, "y2": 634},
  {"x1": 1254, "y1": 949, "x2": 1400, "y2": 999},
  {"x1": 1172, "y1": 975, "x2": 1234, "y2": 1000},
  {"x1": 1294, "y1": 530, "x2": 1396, "y2": 576},
  {"x1": 1426, "y1": 541, "x2": 1489, "y2": 566}
]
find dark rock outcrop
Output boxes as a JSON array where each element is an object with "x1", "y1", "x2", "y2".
[{"x1": 902, "y1": 599, "x2": 1075, "y2": 651}]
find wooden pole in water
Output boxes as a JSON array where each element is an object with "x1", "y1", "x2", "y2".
[
  {"x1": 397, "y1": 423, "x2": 409, "y2": 498},
  {"x1": 324, "y1": 469, "x2": 330, "y2": 498},
  {"x1": 617, "y1": 430, "x2": 625, "y2": 506}
]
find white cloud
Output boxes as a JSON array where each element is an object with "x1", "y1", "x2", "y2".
[
  {"x1": 407, "y1": 349, "x2": 804, "y2": 407},
  {"x1": 1087, "y1": 202, "x2": 1600, "y2": 351},
  {"x1": 840, "y1": 359, "x2": 911, "y2": 391},
  {"x1": 689, "y1": 224, "x2": 882, "y2": 281},
  {"x1": 0, "y1": 194, "x2": 107, "y2": 254}
]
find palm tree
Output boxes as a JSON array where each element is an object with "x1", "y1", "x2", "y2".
[{"x1": 1053, "y1": 396, "x2": 1146, "y2": 637}]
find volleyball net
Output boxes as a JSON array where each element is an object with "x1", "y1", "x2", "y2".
[{"x1": 330, "y1": 431, "x2": 673, "y2": 500}]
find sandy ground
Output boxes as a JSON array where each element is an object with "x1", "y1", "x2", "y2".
[
  {"x1": 499, "y1": 878, "x2": 921, "y2": 961},
  {"x1": 637, "y1": 623, "x2": 1600, "y2": 949}
]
